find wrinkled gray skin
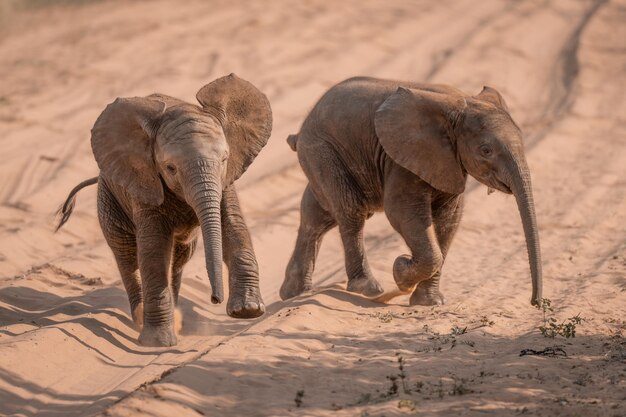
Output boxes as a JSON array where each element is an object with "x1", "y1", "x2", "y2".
[
  {"x1": 57, "y1": 74, "x2": 272, "y2": 347},
  {"x1": 280, "y1": 77, "x2": 542, "y2": 307}
]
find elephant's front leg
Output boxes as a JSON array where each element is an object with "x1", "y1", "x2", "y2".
[
  {"x1": 171, "y1": 236, "x2": 198, "y2": 306},
  {"x1": 221, "y1": 185, "x2": 265, "y2": 319},
  {"x1": 136, "y1": 212, "x2": 177, "y2": 347},
  {"x1": 384, "y1": 188, "x2": 443, "y2": 300},
  {"x1": 410, "y1": 194, "x2": 464, "y2": 306}
]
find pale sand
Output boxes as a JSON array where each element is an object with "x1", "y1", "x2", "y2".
[{"x1": 0, "y1": 1, "x2": 624, "y2": 416}]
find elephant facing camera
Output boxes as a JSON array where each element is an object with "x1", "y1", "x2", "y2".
[{"x1": 56, "y1": 74, "x2": 272, "y2": 347}]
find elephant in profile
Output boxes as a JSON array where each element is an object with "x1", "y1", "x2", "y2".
[
  {"x1": 57, "y1": 74, "x2": 272, "y2": 346},
  {"x1": 280, "y1": 77, "x2": 542, "y2": 306}
]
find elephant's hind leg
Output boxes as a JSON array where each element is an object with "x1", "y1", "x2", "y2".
[
  {"x1": 280, "y1": 185, "x2": 337, "y2": 300},
  {"x1": 171, "y1": 237, "x2": 197, "y2": 306},
  {"x1": 109, "y1": 236, "x2": 143, "y2": 328},
  {"x1": 410, "y1": 194, "x2": 464, "y2": 306},
  {"x1": 113, "y1": 241, "x2": 143, "y2": 328},
  {"x1": 169, "y1": 237, "x2": 197, "y2": 334},
  {"x1": 97, "y1": 182, "x2": 143, "y2": 329},
  {"x1": 338, "y1": 215, "x2": 384, "y2": 297}
]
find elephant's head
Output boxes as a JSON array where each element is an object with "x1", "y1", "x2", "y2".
[
  {"x1": 91, "y1": 74, "x2": 272, "y2": 305},
  {"x1": 375, "y1": 86, "x2": 542, "y2": 306}
]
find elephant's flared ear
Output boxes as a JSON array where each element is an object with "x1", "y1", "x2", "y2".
[
  {"x1": 375, "y1": 87, "x2": 467, "y2": 194},
  {"x1": 196, "y1": 74, "x2": 272, "y2": 185},
  {"x1": 91, "y1": 97, "x2": 166, "y2": 206},
  {"x1": 475, "y1": 86, "x2": 509, "y2": 111}
]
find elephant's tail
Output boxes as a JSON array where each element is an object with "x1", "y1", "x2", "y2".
[
  {"x1": 55, "y1": 177, "x2": 98, "y2": 232},
  {"x1": 286, "y1": 134, "x2": 298, "y2": 151}
]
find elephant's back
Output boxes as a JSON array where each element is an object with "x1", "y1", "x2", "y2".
[
  {"x1": 296, "y1": 78, "x2": 393, "y2": 165},
  {"x1": 293, "y1": 78, "x2": 411, "y2": 208},
  {"x1": 299, "y1": 77, "x2": 465, "y2": 145},
  {"x1": 337, "y1": 76, "x2": 465, "y2": 95}
]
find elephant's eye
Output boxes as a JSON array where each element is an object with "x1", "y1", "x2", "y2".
[
  {"x1": 480, "y1": 145, "x2": 493, "y2": 157},
  {"x1": 166, "y1": 163, "x2": 177, "y2": 175}
]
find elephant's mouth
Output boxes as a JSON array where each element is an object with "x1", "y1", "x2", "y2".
[
  {"x1": 485, "y1": 174, "x2": 512, "y2": 195},
  {"x1": 493, "y1": 178, "x2": 512, "y2": 194}
]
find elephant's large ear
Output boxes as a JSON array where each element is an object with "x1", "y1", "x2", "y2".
[
  {"x1": 375, "y1": 87, "x2": 467, "y2": 194},
  {"x1": 475, "y1": 86, "x2": 509, "y2": 111},
  {"x1": 91, "y1": 97, "x2": 166, "y2": 206},
  {"x1": 196, "y1": 73, "x2": 272, "y2": 185}
]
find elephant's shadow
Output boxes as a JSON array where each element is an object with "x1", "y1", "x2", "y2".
[
  {"x1": 266, "y1": 282, "x2": 402, "y2": 316},
  {"x1": 0, "y1": 283, "x2": 244, "y2": 355}
]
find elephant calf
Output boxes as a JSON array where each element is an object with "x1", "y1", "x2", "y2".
[
  {"x1": 57, "y1": 74, "x2": 272, "y2": 346},
  {"x1": 280, "y1": 77, "x2": 542, "y2": 307}
]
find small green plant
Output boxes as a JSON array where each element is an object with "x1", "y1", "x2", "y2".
[
  {"x1": 413, "y1": 381, "x2": 424, "y2": 392},
  {"x1": 450, "y1": 325, "x2": 467, "y2": 336},
  {"x1": 386, "y1": 375, "x2": 399, "y2": 396},
  {"x1": 382, "y1": 354, "x2": 412, "y2": 399},
  {"x1": 479, "y1": 316, "x2": 495, "y2": 327},
  {"x1": 396, "y1": 354, "x2": 411, "y2": 394},
  {"x1": 450, "y1": 378, "x2": 473, "y2": 395},
  {"x1": 294, "y1": 389, "x2": 304, "y2": 407},
  {"x1": 436, "y1": 379, "x2": 445, "y2": 399},
  {"x1": 536, "y1": 298, "x2": 585, "y2": 338},
  {"x1": 573, "y1": 373, "x2": 592, "y2": 386},
  {"x1": 372, "y1": 311, "x2": 394, "y2": 323}
]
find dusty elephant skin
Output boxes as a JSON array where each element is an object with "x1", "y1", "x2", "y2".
[
  {"x1": 56, "y1": 74, "x2": 272, "y2": 347},
  {"x1": 280, "y1": 77, "x2": 542, "y2": 307}
]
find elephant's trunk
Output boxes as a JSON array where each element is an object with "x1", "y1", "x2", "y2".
[
  {"x1": 505, "y1": 156, "x2": 543, "y2": 306},
  {"x1": 186, "y1": 160, "x2": 224, "y2": 304}
]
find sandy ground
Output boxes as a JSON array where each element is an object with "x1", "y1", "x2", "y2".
[{"x1": 0, "y1": 0, "x2": 624, "y2": 416}]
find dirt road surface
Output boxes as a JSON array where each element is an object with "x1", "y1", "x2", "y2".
[{"x1": 0, "y1": 1, "x2": 624, "y2": 416}]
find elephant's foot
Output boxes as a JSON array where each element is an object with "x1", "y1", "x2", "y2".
[
  {"x1": 393, "y1": 254, "x2": 438, "y2": 292},
  {"x1": 227, "y1": 287, "x2": 265, "y2": 318},
  {"x1": 138, "y1": 323, "x2": 177, "y2": 347},
  {"x1": 279, "y1": 273, "x2": 312, "y2": 300},
  {"x1": 131, "y1": 303, "x2": 144, "y2": 330},
  {"x1": 409, "y1": 280, "x2": 445, "y2": 306},
  {"x1": 393, "y1": 255, "x2": 421, "y2": 291},
  {"x1": 347, "y1": 276, "x2": 384, "y2": 297}
]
